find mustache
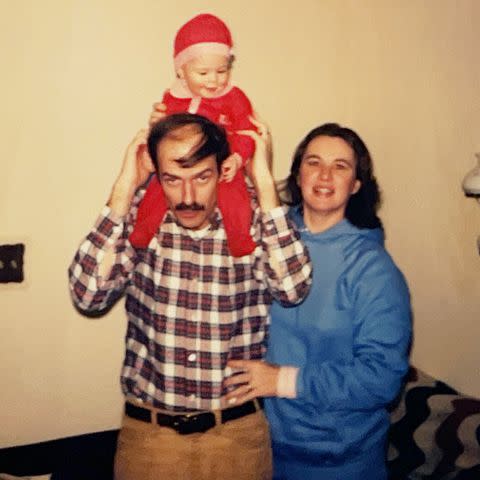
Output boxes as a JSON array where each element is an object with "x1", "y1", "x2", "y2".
[{"x1": 175, "y1": 202, "x2": 205, "y2": 211}]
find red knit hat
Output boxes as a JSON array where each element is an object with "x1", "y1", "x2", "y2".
[{"x1": 173, "y1": 14, "x2": 233, "y2": 70}]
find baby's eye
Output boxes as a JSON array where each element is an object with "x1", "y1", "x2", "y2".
[{"x1": 198, "y1": 71, "x2": 208, "y2": 76}]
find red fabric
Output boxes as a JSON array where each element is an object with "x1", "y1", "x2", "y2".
[
  {"x1": 129, "y1": 87, "x2": 256, "y2": 256},
  {"x1": 128, "y1": 176, "x2": 167, "y2": 248},
  {"x1": 174, "y1": 14, "x2": 233, "y2": 58},
  {"x1": 163, "y1": 87, "x2": 255, "y2": 162}
]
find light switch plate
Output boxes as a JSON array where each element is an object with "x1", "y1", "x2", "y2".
[{"x1": 0, "y1": 243, "x2": 25, "y2": 283}]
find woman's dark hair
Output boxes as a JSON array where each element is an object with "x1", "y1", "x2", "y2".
[
  {"x1": 148, "y1": 113, "x2": 230, "y2": 174},
  {"x1": 286, "y1": 123, "x2": 383, "y2": 230}
]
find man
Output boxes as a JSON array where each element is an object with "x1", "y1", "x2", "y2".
[{"x1": 68, "y1": 113, "x2": 312, "y2": 480}]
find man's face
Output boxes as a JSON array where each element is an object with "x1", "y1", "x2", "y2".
[{"x1": 157, "y1": 131, "x2": 219, "y2": 230}]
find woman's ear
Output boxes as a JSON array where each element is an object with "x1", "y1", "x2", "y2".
[{"x1": 352, "y1": 179, "x2": 361, "y2": 195}]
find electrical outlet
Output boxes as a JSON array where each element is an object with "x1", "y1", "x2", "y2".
[{"x1": 0, "y1": 243, "x2": 25, "y2": 283}]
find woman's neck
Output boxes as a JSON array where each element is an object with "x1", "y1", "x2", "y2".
[{"x1": 302, "y1": 209, "x2": 345, "y2": 234}]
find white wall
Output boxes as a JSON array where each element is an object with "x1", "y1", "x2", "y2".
[{"x1": 1, "y1": 0, "x2": 479, "y2": 447}]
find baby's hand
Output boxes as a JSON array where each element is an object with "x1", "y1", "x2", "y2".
[
  {"x1": 149, "y1": 102, "x2": 167, "y2": 127},
  {"x1": 220, "y1": 153, "x2": 242, "y2": 182}
]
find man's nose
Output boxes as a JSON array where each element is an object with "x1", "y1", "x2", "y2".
[{"x1": 182, "y1": 180, "x2": 195, "y2": 205}]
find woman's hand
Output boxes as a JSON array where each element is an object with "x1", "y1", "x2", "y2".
[{"x1": 224, "y1": 359, "x2": 280, "y2": 405}]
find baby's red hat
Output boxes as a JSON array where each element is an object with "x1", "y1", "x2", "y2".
[{"x1": 174, "y1": 14, "x2": 233, "y2": 70}]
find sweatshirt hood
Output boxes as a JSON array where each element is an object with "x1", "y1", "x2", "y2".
[{"x1": 289, "y1": 205, "x2": 384, "y2": 246}]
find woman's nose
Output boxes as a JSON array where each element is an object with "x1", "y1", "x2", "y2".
[{"x1": 318, "y1": 165, "x2": 332, "y2": 180}]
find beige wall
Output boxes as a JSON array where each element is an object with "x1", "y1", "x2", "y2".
[{"x1": 1, "y1": 0, "x2": 479, "y2": 447}]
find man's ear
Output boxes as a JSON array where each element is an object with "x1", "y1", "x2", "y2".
[
  {"x1": 138, "y1": 144, "x2": 155, "y2": 173},
  {"x1": 177, "y1": 67, "x2": 185, "y2": 79}
]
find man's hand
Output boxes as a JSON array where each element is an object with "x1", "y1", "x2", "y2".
[
  {"x1": 108, "y1": 129, "x2": 155, "y2": 217},
  {"x1": 237, "y1": 115, "x2": 279, "y2": 212},
  {"x1": 249, "y1": 113, "x2": 273, "y2": 171},
  {"x1": 149, "y1": 102, "x2": 167, "y2": 127}
]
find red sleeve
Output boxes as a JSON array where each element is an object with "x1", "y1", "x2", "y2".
[
  {"x1": 223, "y1": 87, "x2": 256, "y2": 163},
  {"x1": 162, "y1": 90, "x2": 190, "y2": 115}
]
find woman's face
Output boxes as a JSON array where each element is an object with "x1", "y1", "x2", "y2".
[{"x1": 298, "y1": 135, "x2": 361, "y2": 227}]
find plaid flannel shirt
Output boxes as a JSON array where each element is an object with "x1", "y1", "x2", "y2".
[{"x1": 68, "y1": 189, "x2": 311, "y2": 412}]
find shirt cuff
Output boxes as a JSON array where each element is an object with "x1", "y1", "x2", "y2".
[
  {"x1": 276, "y1": 366, "x2": 299, "y2": 398},
  {"x1": 261, "y1": 206, "x2": 293, "y2": 239},
  {"x1": 87, "y1": 206, "x2": 124, "y2": 247}
]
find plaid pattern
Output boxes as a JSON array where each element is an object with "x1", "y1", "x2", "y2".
[{"x1": 69, "y1": 190, "x2": 311, "y2": 412}]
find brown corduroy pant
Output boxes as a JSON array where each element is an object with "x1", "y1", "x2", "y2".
[{"x1": 114, "y1": 408, "x2": 272, "y2": 480}]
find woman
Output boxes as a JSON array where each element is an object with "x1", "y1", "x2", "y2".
[{"x1": 225, "y1": 123, "x2": 412, "y2": 480}]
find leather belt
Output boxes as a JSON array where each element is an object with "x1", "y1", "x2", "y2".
[{"x1": 125, "y1": 398, "x2": 263, "y2": 435}]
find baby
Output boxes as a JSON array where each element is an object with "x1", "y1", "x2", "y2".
[{"x1": 129, "y1": 13, "x2": 257, "y2": 256}]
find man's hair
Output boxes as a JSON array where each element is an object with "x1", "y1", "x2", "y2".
[
  {"x1": 147, "y1": 113, "x2": 230, "y2": 173},
  {"x1": 286, "y1": 122, "x2": 383, "y2": 230}
]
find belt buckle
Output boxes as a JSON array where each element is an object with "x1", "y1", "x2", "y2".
[{"x1": 167, "y1": 412, "x2": 216, "y2": 435}]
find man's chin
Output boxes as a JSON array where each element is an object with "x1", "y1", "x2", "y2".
[{"x1": 175, "y1": 211, "x2": 208, "y2": 230}]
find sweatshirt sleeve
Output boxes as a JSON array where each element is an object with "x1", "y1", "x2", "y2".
[{"x1": 296, "y1": 251, "x2": 412, "y2": 411}]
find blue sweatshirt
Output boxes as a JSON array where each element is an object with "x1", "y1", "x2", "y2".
[{"x1": 265, "y1": 207, "x2": 412, "y2": 480}]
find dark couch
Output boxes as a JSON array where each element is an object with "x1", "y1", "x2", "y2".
[{"x1": 388, "y1": 367, "x2": 480, "y2": 479}]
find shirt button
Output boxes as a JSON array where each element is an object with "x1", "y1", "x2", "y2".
[{"x1": 187, "y1": 353, "x2": 197, "y2": 362}]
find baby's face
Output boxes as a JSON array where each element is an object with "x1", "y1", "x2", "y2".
[{"x1": 179, "y1": 54, "x2": 231, "y2": 98}]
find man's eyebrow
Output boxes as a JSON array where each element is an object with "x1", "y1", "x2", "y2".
[
  {"x1": 193, "y1": 167, "x2": 215, "y2": 177},
  {"x1": 159, "y1": 172, "x2": 179, "y2": 180},
  {"x1": 160, "y1": 167, "x2": 215, "y2": 180}
]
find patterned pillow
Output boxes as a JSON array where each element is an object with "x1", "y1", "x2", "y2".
[{"x1": 388, "y1": 367, "x2": 480, "y2": 479}]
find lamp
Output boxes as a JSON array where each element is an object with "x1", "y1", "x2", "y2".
[
  {"x1": 462, "y1": 152, "x2": 480, "y2": 200},
  {"x1": 462, "y1": 153, "x2": 480, "y2": 255}
]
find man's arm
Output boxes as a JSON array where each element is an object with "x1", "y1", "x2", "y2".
[
  {"x1": 238, "y1": 123, "x2": 278, "y2": 213},
  {"x1": 68, "y1": 130, "x2": 154, "y2": 313},
  {"x1": 239, "y1": 125, "x2": 312, "y2": 306}
]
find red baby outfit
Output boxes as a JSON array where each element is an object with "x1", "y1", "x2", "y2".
[{"x1": 128, "y1": 85, "x2": 257, "y2": 256}]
